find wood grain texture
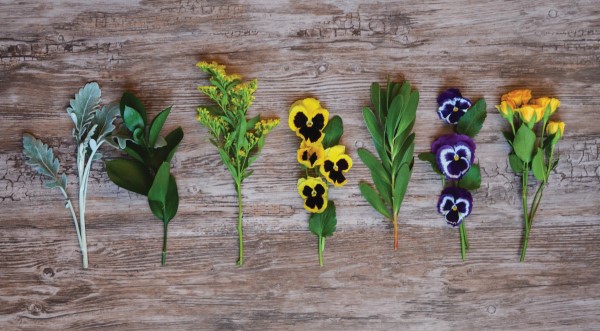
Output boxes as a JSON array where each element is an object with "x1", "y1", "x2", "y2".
[{"x1": 1, "y1": 0, "x2": 599, "y2": 330}]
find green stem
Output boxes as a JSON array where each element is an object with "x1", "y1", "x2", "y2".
[
  {"x1": 161, "y1": 222, "x2": 168, "y2": 266},
  {"x1": 236, "y1": 181, "x2": 244, "y2": 267},
  {"x1": 393, "y1": 213, "x2": 398, "y2": 250},
  {"x1": 459, "y1": 222, "x2": 466, "y2": 261},
  {"x1": 77, "y1": 145, "x2": 89, "y2": 269},
  {"x1": 318, "y1": 236, "x2": 324, "y2": 267},
  {"x1": 520, "y1": 165, "x2": 530, "y2": 262}
]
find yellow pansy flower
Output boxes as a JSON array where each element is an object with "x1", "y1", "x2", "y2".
[
  {"x1": 288, "y1": 98, "x2": 329, "y2": 144},
  {"x1": 320, "y1": 145, "x2": 352, "y2": 187},
  {"x1": 297, "y1": 177, "x2": 328, "y2": 213},
  {"x1": 297, "y1": 141, "x2": 325, "y2": 168}
]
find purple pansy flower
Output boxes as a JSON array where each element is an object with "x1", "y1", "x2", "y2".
[
  {"x1": 437, "y1": 88, "x2": 472, "y2": 124},
  {"x1": 432, "y1": 134, "x2": 476, "y2": 180},
  {"x1": 437, "y1": 187, "x2": 473, "y2": 227}
]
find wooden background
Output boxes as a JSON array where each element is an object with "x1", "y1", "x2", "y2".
[{"x1": 1, "y1": 0, "x2": 599, "y2": 330}]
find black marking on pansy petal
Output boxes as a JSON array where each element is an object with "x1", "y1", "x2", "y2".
[
  {"x1": 442, "y1": 199, "x2": 454, "y2": 212},
  {"x1": 302, "y1": 185, "x2": 312, "y2": 198},
  {"x1": 306, "y1": 195, "x2": 325, "y2": 210},
  {"x1": 323, "y1": 160, "x2": 335, "y2": 172},
  {"x1": 301, "y1": 150, "x2": 309, "y2": 161},
  {"x1": 294, "y1": 112, "x2": 308, "y2": 129},
  {"x1": 328, "y1": 170, "x2": 346, "y2": 184},
  {"x1": 298, "y1": 125, "x2": 322, "y2": 143},
  {"x1": 456, "y1": 201, "x2": 468, "y2": 214},
  {"x1": 445, "y1": 210, "x2": 462, "y2": 226},
  {"x1": 336, "y1": 158, "x2": 349, "y2": 171},
  {"x1": 312, "y1": 114, "x2": 326, "y2": 131},
  {"x1": 314, "y1": 183, "x2": 326, "y2": 196},
  {"x1": 309, "y1": 152, "x2": 318, "y2": 166}
]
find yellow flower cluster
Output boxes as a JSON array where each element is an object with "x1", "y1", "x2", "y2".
[
  {"x1": 289, "y1": 98, "x2": 352, "y2": 213},
  {"x1": 496, "y1": 89, "x2": 565, "y2": 138},
  {"x1": 496, "y1": 89, "x2": 562, "y2": 133},
  {"x1": 196, "y1": 61, "x2": 241, "y2": 84}
]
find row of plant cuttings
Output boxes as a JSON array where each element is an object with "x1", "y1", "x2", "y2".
[{"x1": 23, "y1": 61, "x2": 565, "y2": 268}]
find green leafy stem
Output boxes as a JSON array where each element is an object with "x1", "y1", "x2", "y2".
[
  {"x1": 358, "y1": 79, "x2": 417, "y2": 250},
  {"x1": 106, "y1": 92, "x2": 183, "y2": 266}
]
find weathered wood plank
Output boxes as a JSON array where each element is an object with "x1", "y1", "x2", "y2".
[{"x1": 1, "y1": 0, "x2": 599, "y2": 330}]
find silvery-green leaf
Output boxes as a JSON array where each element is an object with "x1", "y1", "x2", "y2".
[
  {"x1": 89, "y1": 139, "x2": 98, "y2": 151},
  {"x1": 92, "y1": 152, "x2": 102, "y2": 160},
  {"x1": 154, "y1": 136, "x2": 167, "y2": 148},
  {"x1": 82, "y1": 124, "x2": 97, "y2": 151},
  {"x1": 22, "y1": 133, "x2": 66, "y2": 191},
  {"x1": 91, "y1": 103, "x2": 119, "y2": 143},
  {"x1": 66, "y1": 82, "x2": 101, "y2": 141}
]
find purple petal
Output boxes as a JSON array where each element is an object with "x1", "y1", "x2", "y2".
[
  {"x1": 437, "y1": 88, "x2": 462, "y2": 106},
  {"x1": 431, "y1": 134, "x2": 476, "y2": 156},
  {"x1": 445, "y1": 159, "x2": 470, "y2": 179},
  {"x1": 456, "y1": 98, "x2": 472, "y2": 110},
  {"x1": 445, "y1": 210, "x2": 462, "y2": 226}
]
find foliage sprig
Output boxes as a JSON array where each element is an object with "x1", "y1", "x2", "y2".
[
  {"x1": 106, "y1": 92, "x2": 183, "y2": 266},
  {"x1": 23, "y1": 82, "x2": 118, "y2": 268},
  {"x1": 358, "y1": 79, "x2": 418, "y2": 250}
]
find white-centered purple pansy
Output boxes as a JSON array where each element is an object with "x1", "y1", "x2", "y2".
[
  {"x1": 432, "y1": 134, "x2": 476, "y2": 180},
  {"x1": 437, "y1": 187, "x2": 473, "y2": 227},
  {"x1": 437, "y1": 88, "x2": 472, "y2": 124}
]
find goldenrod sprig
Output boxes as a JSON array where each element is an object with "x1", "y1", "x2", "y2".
[{"x1": 196, "y1": 61, "x2": 279, "y2": 267}]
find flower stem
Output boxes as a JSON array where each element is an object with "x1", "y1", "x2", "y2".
[
  {"x1": 318, "y1": 236, "x2": 324, "y2": 267},
  {"x1": 161, "y1": 222, "x2": 168, "y2": 266},
  {"x1": 393, "y1": 213, "x2": 398, "y2": 250},
  {"x1": 459, "y1": 222, "x2": 466, "y2": 261},
  {"x1": 236, "y1": 181, "x2": 244, "y2": 267},
  {"x1": 520, "y1": 165, "x2": 530, "y2": 262}
]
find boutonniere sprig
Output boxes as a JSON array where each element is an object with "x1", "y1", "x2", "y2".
[
  {"x1": 289, "y1": 98, "x2": 350, "y2": 266},
  {"x1": 358, "y1": 79, "x2": 418, "y2": 250},
  {"x1": 419, "y1": 88, "x2": 487, "y2": 260},
  {"x1": 495, "y1": 89, "x2": 563, "y2": 261},
  {"x1": 22, "y1": 82, "x2": 118, "y2": 268},
  {"x1": 106, "y1": 92, "x2": 184, "y2": 266},
  {"x1": 196, "y1": 61, "x2": 280, "y2": 266}
]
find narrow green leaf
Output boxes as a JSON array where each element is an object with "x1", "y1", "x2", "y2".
[
  {"x1": 148, "y1": 106, "x2": 172, "y2": 148},
  {"x1": 418, "y1": 152, "x2": 441, "y2": 175},
  {"x1": 246, "y1": 115, "x2": 260, "y2": 131},
  {"x1": 397, "y1": 90, "x2": 419, "y2": 134},
  {"x1": 387, "y1": 94, "x2": 404, "y2": 140},
  {"x1": 359, "y1": 182, "x2": 391, "y2": 219},
  {"x1": 532, "y1": 148, "x2": 546, "y2": 181},
  {"x1": 120, "y1": 92, "x2": 147, "y2": 125},
  {"x1": 392, "y1": 163, "x2": 411, "y2": 214},
  {"x1": 370, "y1": 83, "x2": 385, "y2": 121},
  {"x1": 508, "y1": 153, "x2": 524, "y2": 173},
  {"x1": 358, "y1": 148, "x2": 392, "y2": 205},
  {"x1": 458, "y1": 164, "x2": 481, "y2": 190},
  {"x1": 457, "y1": 99, "x2": 487, "y2": 137},
  {"x1": 513, "y1": 125, "x2": 536, "y2": 163},
  {"x1": 362, "y1": 107, "x2": 382, "y2": 146},
  {"x1": 322, "y1": 115, "x2": 343, "y2": 148},
  {"x1": 105, "y1": 159, "x2": 153, "y2": 196}
]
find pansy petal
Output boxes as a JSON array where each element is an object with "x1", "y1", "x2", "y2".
[
  {"x1": 437, "y1": 88, "x2": 462, "y2": 106},
  {"x1": 455, "y1": 198, "x2": 472, "y2": 217},
  {"x1": 445, "y1": 210, "x2": 462, "y2": 226},
  {"x1": 438, "y1": 195, "x2": 455, "y2": 214}
]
